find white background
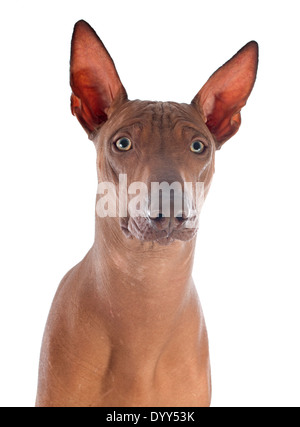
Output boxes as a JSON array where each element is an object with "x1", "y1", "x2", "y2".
[{"x1": 0, "y1": 0, "x2": 299, "y2": 407}]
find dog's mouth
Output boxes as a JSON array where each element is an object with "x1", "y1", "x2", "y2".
[{"x1": 120, "y1": 216, "x2": 198, "y2": 245}]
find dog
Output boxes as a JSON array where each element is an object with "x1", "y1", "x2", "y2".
[{"x1": 36, "y1": 20, "x2": 258, "y2": 407}]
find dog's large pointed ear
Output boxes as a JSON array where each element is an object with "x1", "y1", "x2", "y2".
[
  {"x1": 192, "y1": 41, "x2": 258, "y2": 149},
  {"x1": 70, "y1": 20, "x2": 127, "y2": 137}
]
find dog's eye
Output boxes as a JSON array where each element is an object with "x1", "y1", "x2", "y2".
[
  {"x1": 190, "y1": 141, "x2": 205, "y2": 154},
  {"x1": 115, "y1": 137, "x2": 132, "y2": 151}
]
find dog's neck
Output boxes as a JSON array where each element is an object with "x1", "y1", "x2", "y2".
[
  {"x1": 93, "y1": 215, "x2": 196, "y2": 297},
  {"x1": 90, "y1": 216, "x2": 198, "y2": 350}
]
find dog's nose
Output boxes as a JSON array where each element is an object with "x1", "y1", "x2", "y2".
[
  {"x1": 149, "y1": 208, "x2": 189, "y2": 231},
  {"x1": 146, "y1": 173, "x2": 192, "y2": 234}
]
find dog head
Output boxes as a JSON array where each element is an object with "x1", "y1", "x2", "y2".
[{"x1": 70, "y1": 20, "x2": 258, "y2": 245}]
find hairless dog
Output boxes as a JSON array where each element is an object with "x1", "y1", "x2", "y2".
[{"x1": 36, "y1": 20, "x2": 258, "y2": 407}]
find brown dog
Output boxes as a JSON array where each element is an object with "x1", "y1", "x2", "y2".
[{"x1": 36, "y1": 20, "x2": 258, "y2": 407}]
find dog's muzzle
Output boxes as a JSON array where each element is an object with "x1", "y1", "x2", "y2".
[{"x1": 120, "y1": 184, "x2": 199, "y2": 245}]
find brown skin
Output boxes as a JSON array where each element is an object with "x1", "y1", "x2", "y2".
[{"x1": 36, "y1": 21, "x2": 258, "y2": 407}]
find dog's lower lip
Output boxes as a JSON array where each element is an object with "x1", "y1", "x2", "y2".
[
  {"x1": 156, "y1": 235, "x2": 174, "y2": 245},
  {"x1": 121, "y1": 216, "x2": 198, "y2": 243}
]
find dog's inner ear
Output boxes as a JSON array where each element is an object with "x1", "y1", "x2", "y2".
[
  {"x1": 192, "y1": 41, "x2": 258, "y2": 148},
  {"x1": 70, "y1": 20, "x2": 127, "y2": 136}
]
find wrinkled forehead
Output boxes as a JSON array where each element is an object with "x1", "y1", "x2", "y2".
[{"x1": 99, "y1": 100, "x2": 212, "y2": 142}]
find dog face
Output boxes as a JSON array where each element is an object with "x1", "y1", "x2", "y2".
[{"x1": 95, "y1": 99, "x2": 215, "y2": 244}]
